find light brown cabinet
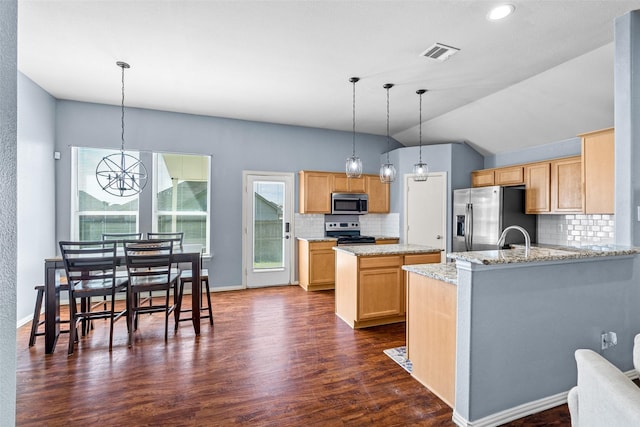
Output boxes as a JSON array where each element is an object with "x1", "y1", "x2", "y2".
[
  {"x1": 406, "y1": 272, "x2": 457, "y2": 408},
  {"x1": 298, "y1": 170, "x2": 390, "y2": 214},
  {"x1": 471, "y1": 169, "x2": 494, "y2": 187},
  {"x1": 332, "y1": 174, "x2": 366, "y2": 193},
  {"x1": 298, "y1": 240, "x2": 336, "y2": 291},
  {"x1": 298, "y1": 171, "x2": 333, "y2": 214},
  {"x1": 375, "y1": 238, "x2": 399, "y2": 245},
  {"x1": 524, "y1": 162, "x2": 551, "y2": 213},
  {"x1": 551, "y1": 156, "x2": 582, "y2": 213},
  {"x1": 335, "y1": 249, "x2": 441, "y2": 328},
  {"x1": 365, "y1": 175, "x2": 390, "y2": 213},
  {"x1": 581, "y1": 128, "x2": 614, "y2": 214},
  {"x1": 495, "y1": 166, "x2": 524, "y2": 186}
]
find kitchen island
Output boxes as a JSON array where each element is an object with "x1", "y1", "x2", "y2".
[
  {"x1": 333, "y1": 244, "x2": 441, "y2": 329},
  {"x1": 403, "y1": 245, "x2": 640, "y2": 427}
]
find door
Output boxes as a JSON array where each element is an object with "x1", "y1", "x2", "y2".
[
  {"x1": 405, "y1": 172, "x2": 447, "y2": 262},
  {"x1": 243, "y1": 171, "x2": 294, "y2": 288}
]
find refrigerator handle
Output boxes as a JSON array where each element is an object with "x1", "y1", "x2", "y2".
[
  {"x1": 468, "y1": 203, "x2": 474, "y2": 251},
  {"x1": 464, "y1": 203, "x2": 469, "y2": 251}
]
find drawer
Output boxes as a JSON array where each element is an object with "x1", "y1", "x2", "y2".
[
  {"x1": 404, "y1": 253, "x2": 441, "y2": 265},
  {"x1": 309, "y1": 241, "x2": 337, "y2": 251},
  {"x1": 359, "y1": 255, "x2": 401, "y2": 269}
]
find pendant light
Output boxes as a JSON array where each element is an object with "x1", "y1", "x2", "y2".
[
  {"x1": 413, "y1": 89, "x2": 429, "y2": 182},
  {"x1": 95, "y1": 61, "x2": 148, "y2": 197},
  {"x1": 346, "y1": 77, "x2": 363, "y2": 178},
  {"x1": 379, "y1": 83, "x2": 397, "y2": 183}
]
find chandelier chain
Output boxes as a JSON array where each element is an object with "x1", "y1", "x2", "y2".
[
  {"x1": 419, "y1": 91, "x2": 423, "y2": 163},
  {"x1": 352, "y1": 79, "x2": 356, "y2": 157},
  {"x1": 386, "y1": 86, "x2": 390, "y2": 162},
  {"x1": 120, "y1": 63, "x2": 126, "y2": 152}
]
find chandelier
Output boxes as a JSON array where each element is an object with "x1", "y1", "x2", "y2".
[
  {"x1": 380, "y1": 83, "x2": 397, "y2": 183},
  {"x1": 95, "y1": 61, "x2": 148, "y2": 197},
  {"x1": 413, "y1": 89, "x2": 429, "y2": 182}
]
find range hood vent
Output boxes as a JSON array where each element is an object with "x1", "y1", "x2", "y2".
[{"x1": 420, "y1": 43, "x2": 460, "y2": 62}]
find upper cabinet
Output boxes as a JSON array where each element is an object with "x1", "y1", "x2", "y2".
[
  {"x1": 299, "y1": 171, "x2": 390, "y2": 214},
  {"x1": 299, "y1": 171, "x2": 333, "y2": 214},
  {"x1": 550, "y1": 156, "x2": 582, "y2": 213},
  {"x1": 524, "y1": 162, "x2": 551, "y2": 214},
  {"x1": 471, "y1": 165, "x2": 524, "y2": 187},
  {"x1": 580, "y1": 128, "x2": 614, "y2": 214}
]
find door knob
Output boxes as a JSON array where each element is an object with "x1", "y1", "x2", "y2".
[{"x1": 436, "y1": 235, "x2": 442, "y2": 239}]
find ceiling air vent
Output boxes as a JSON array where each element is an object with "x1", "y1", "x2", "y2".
[{"x1": 420, "y1": 43, "x2": 460, "y2": 62}]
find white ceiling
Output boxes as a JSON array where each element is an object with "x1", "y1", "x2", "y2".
[{"x1": 17, "y1": 1, "x2": 640, "y2": 156}]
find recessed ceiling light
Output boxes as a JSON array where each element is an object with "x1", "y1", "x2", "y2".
[{"x1": 487, "y1": 4, "x2": 515, "y2": 21}]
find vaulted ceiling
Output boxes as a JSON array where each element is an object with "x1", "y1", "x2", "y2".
[{"x1": 17, "y1": 1, "x2": 640, "y2": 155}]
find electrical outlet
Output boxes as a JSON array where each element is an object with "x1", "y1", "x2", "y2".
[{"x1": 601, "y1": 331, "x2": 618, "y2": 350}]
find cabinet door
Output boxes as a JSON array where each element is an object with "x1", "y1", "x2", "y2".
[
  {"x1": 525, "y1": 162, "x2": 551, "y2": 214},
  {"x1": 299, "y1": 171, "x2": 332, "y2": 213},
  {"x1": 358, "y1": 267, "x2": 403, "y2": 320},
  {"x1": 494, "y1": 166, "x2": 524, "y2": 186},
  {"x1": 581, "y1": 128, "x2": 614, "y2": 214},
  {"x1": 333, "y1": 174, "x2": 365, "y2": 193},
  {"x1": 366, "y1": 175, "x2": 390, "y2": 213},
  {"x1": 309, "y1": 248, "x2": 336, "y2": 285},
  {"x1": 471, "y1": 170, "x2": 495, "y2": 187},
  {"x1": 551, "y1": 157, "x2": 582, "y2": 213}
]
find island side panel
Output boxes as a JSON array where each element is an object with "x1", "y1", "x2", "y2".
[
  {"x1": 454, "y1": 255, "x2": 640, "y2": 424},
  {"x1": 407, "y1": 272, "x2": 457, "y2": 408},
  {"x1": 335, "y1": 250, "x2": 358, "y2": 327}
]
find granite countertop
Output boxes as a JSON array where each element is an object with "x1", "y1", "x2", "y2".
[
  {"x1": 296, "y1": 237, "x2": 337, "y2": 242},
  {"x1": 333, "y1": 243, "x2": 441, "y2": 256},
  {"x1": 297, "y1": 236, "x2": 399, "y2": 242},
  {"x1": 447, "y1": 244, "x2": 640, "y2": 265},
  {"x1": 403, "y1": 262, "x2": 458, "y2": 285}
]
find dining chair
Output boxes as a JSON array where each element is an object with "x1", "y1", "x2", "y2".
[
  {"x1": 175, "y1": 251, "x2": 213, "y2": 329},
  {"x1": 124, "y1": 239, "x2": 179, "y2": 345},
  {"x1": 146, "y1": 231, "x2": 184, "y2": 249},
  {"x1": 59, "y1": 240, "x2": 128, "y2": 354}
]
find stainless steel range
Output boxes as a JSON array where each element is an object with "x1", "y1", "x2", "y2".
[{"x1": 325, "y1": 221, "x2": 376, "y2": 245}]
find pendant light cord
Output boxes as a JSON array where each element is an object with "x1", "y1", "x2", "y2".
[
  {"x1": 121, "y1": 64, "x2": 126, "y2": 153},
  {"x1": 351, "y1": 78, "x2": 357, "y2": 157},
  {"x1": 417, "y1": 89, "x2": 427, "y2": 163},
  {"x1": 384, "y1": 83, "x2": 394, "y2": 163}
]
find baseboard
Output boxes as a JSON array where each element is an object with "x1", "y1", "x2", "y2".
[
  {"x1": 452, "y1": 370, "x2": 639, "y2": 427},
  {"x1": 452, "y1": 392, "x2": 568, "y2": 427}
]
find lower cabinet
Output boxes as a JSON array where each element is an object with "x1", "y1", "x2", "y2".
[
  {"x1": 298, "y1": 240, "x2": 336, "y2": 291},
  {"x1": 406, "y1": 272, "x2": 457, "y2": 408},
  {"x1": 335, "y1": 250, "x2": 441, "y2": 328}
]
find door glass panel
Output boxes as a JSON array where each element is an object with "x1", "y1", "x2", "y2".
[{"x1": 253, "y1": 181, "x2": 284, "y2": 270}]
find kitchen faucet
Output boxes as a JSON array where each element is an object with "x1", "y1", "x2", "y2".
[{"x1": 497, "y1": 225, "x2": 531, "y2": 253}]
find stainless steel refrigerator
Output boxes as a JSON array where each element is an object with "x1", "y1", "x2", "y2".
[{"x1": 452, "y1": 186, "x2": 536, "y2": 252}]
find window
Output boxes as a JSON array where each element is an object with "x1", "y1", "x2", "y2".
[
  {"x1": 153, "y1": 153, "x2": 210, "y2": 252},
  {"x1": 72, "y1": 147, "x2": 139, "y2": 240},
  {"x1": 72, "y1": 148, "x2": 211, "y2": 254}
]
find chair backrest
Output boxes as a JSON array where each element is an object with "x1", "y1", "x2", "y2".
[
  {"x1": 59, "y1": 240, "x2": 118, "y2": 289},
  {"x1": 124, "y1": 239, "x2": 174, "y2": 282},
  {"x1": 147, "y1": 232, "x2": 183, "y2": 250},
  {"x1": 102, "y1": 232, "x2": 142, "y2": 247}
]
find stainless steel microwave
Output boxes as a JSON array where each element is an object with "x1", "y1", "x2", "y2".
[{"x1": 331, "y1": 193, "x2": 368, "y2": 214}]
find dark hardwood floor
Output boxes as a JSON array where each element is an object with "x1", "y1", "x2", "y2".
[{"x1": 16, "y1": 285, "x2": 571, "y2": 426}]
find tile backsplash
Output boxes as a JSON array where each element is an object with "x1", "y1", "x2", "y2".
[
  {"x1": 537, "y1": 214, "x2": 615, "y2": 247},
  {"x1": 294, "y1": 213, "x2": 400, "y2": 238}
]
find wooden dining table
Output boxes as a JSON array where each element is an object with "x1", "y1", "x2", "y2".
[{"x1": 43, "y1": 244, "x2": 203, "y2": 354}]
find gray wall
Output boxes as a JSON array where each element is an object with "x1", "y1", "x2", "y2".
[
  {"x1": 16, "y1": 73, "x2": 57, "y2": 324},
  {"x1": 387, "y1": 142, "x2": 484, "y2": 252},
  {"x1": 0, "y1": 0, "x2": 17, "y2": 424},
  {"x1": 615, "y1": 10, "x2": 640, "y2": 246},
  {"x1": 454, "y1": 255, "x2": 640, "y2": 423},
  {"x1": 54, "y1": 100, "x2": 396, "y2": 287},
  {"x1": 483, "y1": 136, "x2": 582, "y2": 169}
]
